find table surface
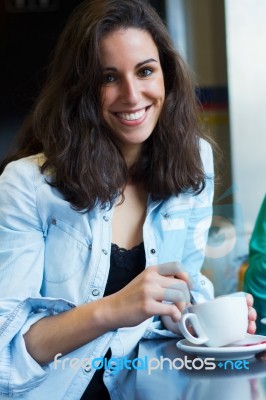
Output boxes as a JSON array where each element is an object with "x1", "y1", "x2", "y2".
[{"x1": 132, "y1": 339, "x2": 266, "y2": 400}]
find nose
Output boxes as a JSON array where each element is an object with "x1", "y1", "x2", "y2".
[{"x1": 121, "y1": 76, "x2": 141, "y2": 104}]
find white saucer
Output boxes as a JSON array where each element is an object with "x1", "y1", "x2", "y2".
[{"x1": 176, "y1": 334, "x2": 266, "y2": 360}]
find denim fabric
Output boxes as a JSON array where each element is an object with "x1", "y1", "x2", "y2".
[{"x1": 0, "y1": 139, "x2": 214, "y2": 399}]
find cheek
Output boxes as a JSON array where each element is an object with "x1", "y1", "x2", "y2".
[
  {"x1": 152, "y1": 78, "x2": 165, "y2": 103},
  {"x1": 160, "y1": 80, "x2": 166, "y2": 101},
  {"x1": 101, "y1": 87, "x2": 111, "y2": 105},
  {"x1": 101, "y1": 88, "x2": 118, "y2": 113}
]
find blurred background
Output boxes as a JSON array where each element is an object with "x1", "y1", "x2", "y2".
[{"x1": 1, "y1": 0, "x2": 265, "y2": 294}]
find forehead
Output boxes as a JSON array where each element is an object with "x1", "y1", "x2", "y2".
[{"x1": 99, "y1": 28, "x2": 159, "y2": 65}]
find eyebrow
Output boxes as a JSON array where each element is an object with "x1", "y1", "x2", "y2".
[
  {"x1": 136, "y1": 58, "x2": 158, "y2": 68},
  {"x1": 102, "y1": 58, "x2": 158, "y2": 71}
]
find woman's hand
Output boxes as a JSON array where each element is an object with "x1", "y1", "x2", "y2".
[
  {"x1": 246, "y1": 292, "x2": 257, "y2": 334},
  {"x1": 105, "y1": 262, "x2": 191, "y2": 329},
  {"x1": 162, "y1": 292, "x2": 258, "y2": 336},
  {"x1": 24, "y1": 262, "x2": 190, "y2": 364}
]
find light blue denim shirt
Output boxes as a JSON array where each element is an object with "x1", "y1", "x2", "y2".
[{"x1": 0, "y1": 139, "x2": 214, "y2": 399}]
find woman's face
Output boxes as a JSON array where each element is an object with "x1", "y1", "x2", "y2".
[{"x1": 99, "y1": 28, "x2": 165, "y2": 160}]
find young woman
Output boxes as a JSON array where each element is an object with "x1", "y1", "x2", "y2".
[{"x1": 0, "y1": 0, "x2": 256, "y2": 398}]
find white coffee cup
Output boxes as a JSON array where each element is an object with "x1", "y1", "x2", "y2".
[{"x1": 178, "y1": 292, "x2": 248, "y2": 347}]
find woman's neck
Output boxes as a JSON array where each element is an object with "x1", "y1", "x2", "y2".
[{"x1": 119, "y1": 143, "x2": 143, "y2": 168}]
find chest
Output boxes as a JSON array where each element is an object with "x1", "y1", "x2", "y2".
[{"x1": 111, "y1": 183, "x2": 148, "y2": 249}]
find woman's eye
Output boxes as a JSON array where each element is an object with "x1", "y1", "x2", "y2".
[
  {"x1": 102, "y1": 74, "x2": 116, "y2": 85},
  {"x1": 139, "y1": 68, "x2": 153, "y2": 77}
]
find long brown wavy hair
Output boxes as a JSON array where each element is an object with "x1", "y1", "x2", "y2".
[{"x1": 0, "y1": 0, "x2": 209, "y2": 211}]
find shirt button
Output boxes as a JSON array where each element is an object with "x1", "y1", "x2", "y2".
[
  {"x1": 89, "y1": 244, "x2": 92, "y2": 250},
  {"x1": 150, "y1": 249, "x2": 156, "y2": 254},
  {"x1": 110, "y1": 362, "x2": 117, "y2": 370},
  {"x1": 82, "y1": 364, "x2": 92, "y2": 374},
  {"x1": 92, "y1": 289, "x2": 100, "y2": 296},
  {"x1": 102, "y1": 249, "x2": 108, "y2": 255},
  {"x1": 51, "y1": 218, "x2": 56, "y2": 225},
  {"x1": 103, "y1": 216, "x2": 109, "y2": 221},
  {"x1": 164, "y1": 213, "x2": 170, "y2": 218}
]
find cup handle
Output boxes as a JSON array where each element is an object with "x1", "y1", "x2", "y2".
[{"x1": 178, "y1": 313, "x2": 209, "y2": 345}]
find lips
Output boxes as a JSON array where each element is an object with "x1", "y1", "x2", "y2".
[
  {"x1": 115, "y1": 107, "x2": 149, "y2": 122},
  {"x1": 116, "y1": 108, "x2": 145, "y2": 121}
]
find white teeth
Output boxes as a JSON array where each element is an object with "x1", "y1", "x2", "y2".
[{"x1": 117, "y1": 108, "x2": 146, "y2": 121}]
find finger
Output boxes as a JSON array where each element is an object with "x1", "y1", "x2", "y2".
[
  {"x1": 245, "y1": 292, "x2": 254, "y2": 307},
  {"x1": 157, "y1": 261, "x2": 191, "y2": 285},
  {"x1": 155, "y1": 302, "x2": 182, "y2": 322},
  {"x1": 163, "y1": 287, "x2": 190, "y2": 304},
  {"x1": 247, "y1": 320, "x2": 256, "y2": 334},
  {"x1": 175, "y1": 300, "x2": 189, "y2": 313},
  {"x1": 174, "y1": 271, "x2": 191, "y2": 287},
  {"x1": 163, "y1": 278, "x2": 190, "y2": 300},
  {"x1": 248, "y1": 306, "x2": 257, "y2": 322},
  {"x1": 152, "y1": 277, "x2": 190, "y2": 309},
  {"x1": 157, "y1": 261, "x2": 183, "y2": 276},
  {"x1": 152, "y1": 273, "x2": 189, "y2": 292}
]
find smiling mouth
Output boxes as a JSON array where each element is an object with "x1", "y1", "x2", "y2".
[{"x1": 115, "y1": 106, "x2": 150, "y2": 121}]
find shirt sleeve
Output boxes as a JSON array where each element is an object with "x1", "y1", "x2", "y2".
[
  {"x1": 0, "y1": 159, "x2": 75, "y2": 396},
  {"x1": 244, "y1": 195, "x2": 266, "y2": 333}
]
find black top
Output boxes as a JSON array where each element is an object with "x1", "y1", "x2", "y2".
[{"x1": 80, "y1": 242, "x2": 146, "y2": 399}]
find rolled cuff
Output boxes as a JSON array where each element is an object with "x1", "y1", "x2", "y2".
[{"x1": 0, "y1": 297, "x2": 75, "y2": 396}]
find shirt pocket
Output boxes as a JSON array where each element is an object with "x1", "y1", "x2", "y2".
[
  {"x1": 154, "y1": 208, "x2": 192, "y2": 263},
  {"x1": 44, "y1": 218, "x2": 91, "y2": 283},
  {"x1": 161, "y1": 208, "x2": 190, "y2": 232}
]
